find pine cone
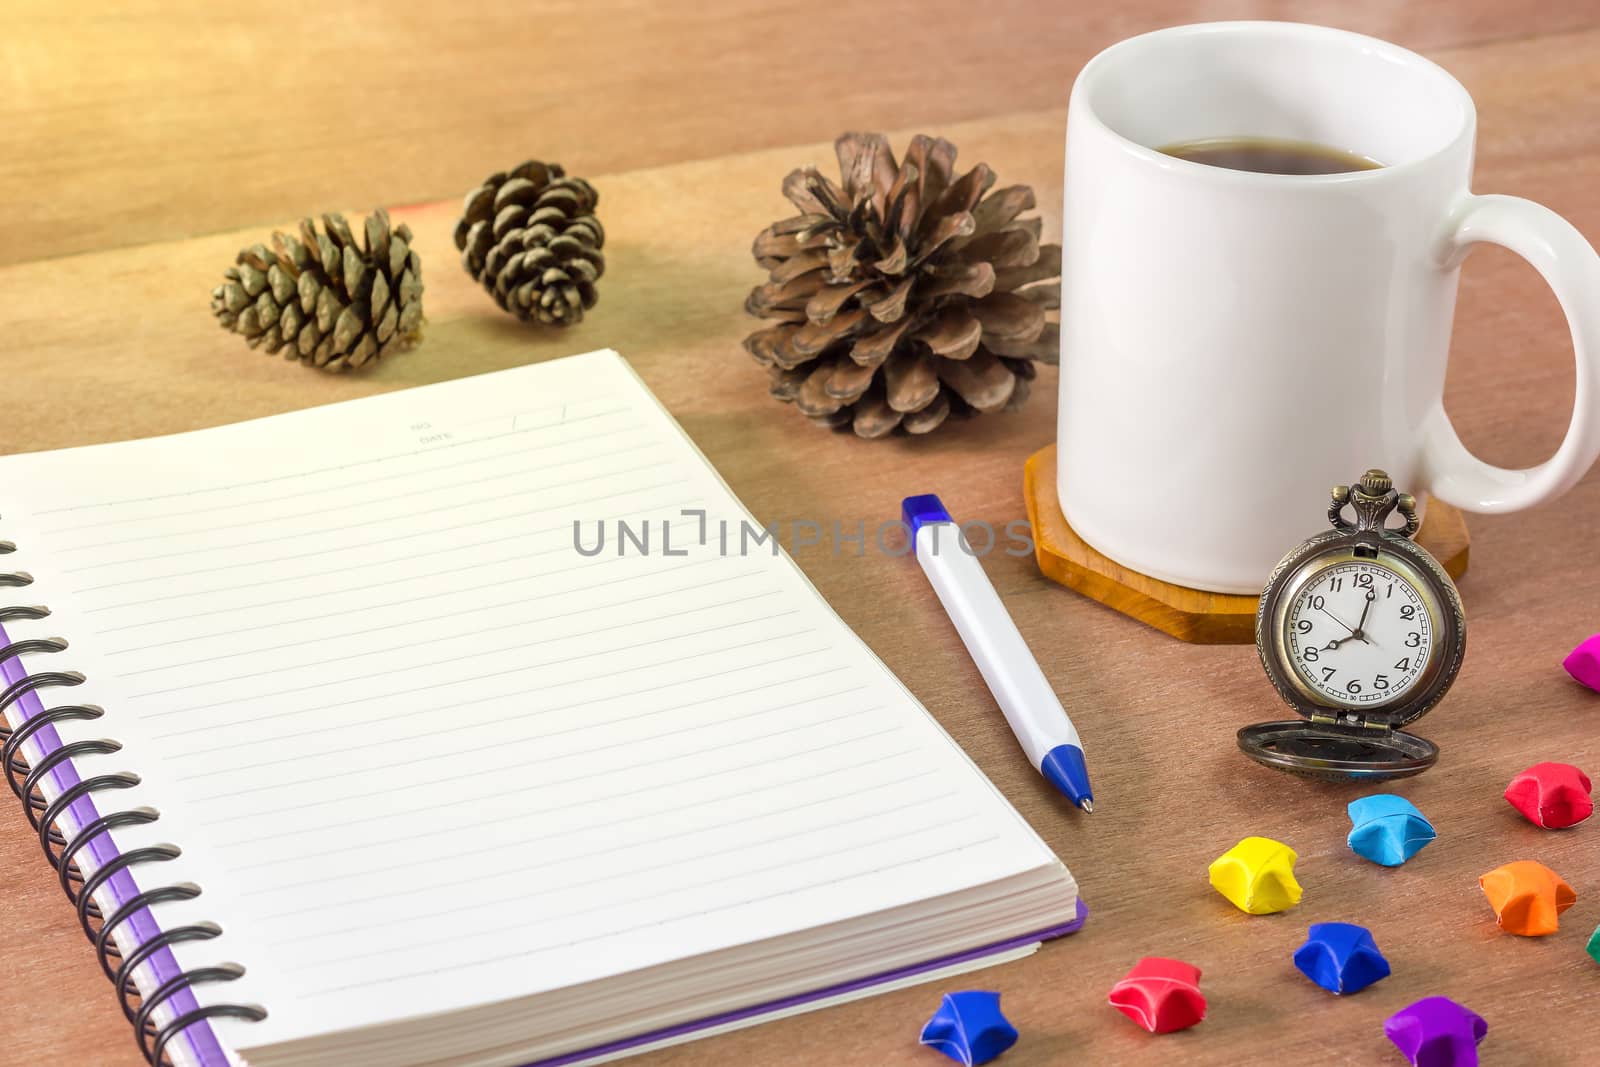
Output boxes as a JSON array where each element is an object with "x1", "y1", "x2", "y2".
[
  {"x1": 210, "y1": 210, "x2": 422, "y2": 372},
  {"x1": 454, "y1": 161, "x2": 605, "y2": 326},
  {"x1": 744, "y1": 133, "x2": 1060, "y2": 437}
]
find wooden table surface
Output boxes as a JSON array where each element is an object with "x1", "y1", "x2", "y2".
[{"x1": 5, "y1": 3, "x2": 1600, "y2": 1065}]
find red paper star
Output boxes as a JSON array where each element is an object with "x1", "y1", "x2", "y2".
[
  {"x1": 1504, "y1": 762, "x2": 1593, "y2": 829},
  {"x1": 1107, "y1": 957, "x2": 1206, "y2": 1034}
]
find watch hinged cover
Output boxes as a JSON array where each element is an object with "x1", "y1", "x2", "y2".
[{"x1": 1237, "y1": 718, "x2": 1438, "y2": 781}]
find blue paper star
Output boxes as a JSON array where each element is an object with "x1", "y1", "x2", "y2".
[
  {"x1": 1347, "y1": 794, "x2": 1436, "y2": 866},
  {"x1": 1293, "y1": 921, "x2": 1391, "y2": 994},
  {"x1": 919, "y1": 991, "x2": 1018, "y2": 1066}
]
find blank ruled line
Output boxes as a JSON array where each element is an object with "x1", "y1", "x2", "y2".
[
  {"x1": 183, "y1": 652, "x2": 845, "y2": 771},
  {"x1": 86, "y1": 517, "x2": 587, "y2": 607},
  {"x1": 60, "y1": 459, "x2": 681, "y2": 574},
  {"x1": 87, "y1": 505, "x2": 700, "y2": 630},
  {"x1": 52, "y1": 432, "x2": 657, "y2": 552},
  {"x1": 128, "y1": 565, "x2": 757, "y2": 679},
  {"x1": 287, "y1": 786, "x2": 959, "y2": 968},
  {"x1": 152, "y1": 630, "x2": 826, "y2": 745},
  {"x1": 267, "y1": 768, "x2": 939, "y2": 942},
  {"x1": 194, "y1": 694, "x2": 870, "y2": 810},
  {"x1": 174, "y1": 662, "x2": 851, "y2": 787},
  {"x1": 299, "y1": 827, "x2": 997, "y2": 993},
  {"x1": 229, "y1": 719, "x2": 891, "y2": 875},
  {"x1": 455, "y1": 409, "x2": 550, "y2": 431},
  {"x1": 265, "y1": 764, "x2": 934, "y2": 940},
  {"x1": 143, "y1": 610, "x2": 806, "y2": 723},
  {"x1": 130, "y1": 587, "x2": 785, "y2": 700},
  {"x1": 234, "y1": 702, "x2": 888, "y2": 893},
  {"x1": 93, "y1": 535, "x2": 619, "y2": 623},
  {"x1": 35, "y1": 408, "x2": 626, "y2": 536},
  {"x1": 75, "y1": 484, "x2": 700, "y2": 600},
  {"x1": 30, "y1": 406, "x2": 631, "y2": 517},
  {"x1": 215, "y1": 716, "x2": 899, "y2": 836},
  {"x1": 107, "y1": 548, "x2": 723, "y2": 660},
  {"x1": 215, "y1": 696, "x2": 866, "y2": 849}
]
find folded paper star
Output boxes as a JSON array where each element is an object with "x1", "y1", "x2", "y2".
[
  {"x1": 1385, "y1": 996, "x2": 1487, "y2": 1067},
  {"x1": 1347, "y1": 794, "x2": 1436, "y2": 866},
  {"x1": 1479, "y1": 860, "x2": 1576, "y2": 936},
  {"x1": 1209, "y1": 836, "x2": 1302, "y2": 914},
  {"x1": 919, "y1": 991, "x2": 1018, "y2": 1066},
  {"x1": 1504, "y1": 762, "x2": 1593, "y2": 829},
  {"x1": 1587, "y1": 924, "x2": 1600, "y2": 967},
  {"x1": 1293, "y1": 921, "x2": 1390, "y2": 995},
  {"x1": 1107, "y1": 957, "x2": 1206, "y2": 1034},
  {"x1": 1564, "y1": 633, "x2": 1600, "y2": 692}
]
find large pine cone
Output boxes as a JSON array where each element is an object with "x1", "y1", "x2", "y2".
[
  {"x1": 210, "y1": 209, "x2": 423, "y2": 372},
  {"x1": 454, "y1": 161, "x2": 605, "y2": 327},
  {"x1": 744, "y1": 133, "x2": 1060, "y2": 437}
]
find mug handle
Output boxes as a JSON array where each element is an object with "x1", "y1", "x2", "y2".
[{"x1": 1421, "y1": 193, "x2": 1600, "y2": 511}]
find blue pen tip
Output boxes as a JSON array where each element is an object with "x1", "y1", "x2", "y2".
[
  {"x1": 901, "y1": 494, "x2": 952, "y2": 537},
  {"x1": 1041, "y1": 744, "x2": 1094, "y2": 812}
]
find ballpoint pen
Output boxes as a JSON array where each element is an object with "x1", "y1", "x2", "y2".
[{"x1": 902, "y1": 494, "x2": 1094, "y2": 812}]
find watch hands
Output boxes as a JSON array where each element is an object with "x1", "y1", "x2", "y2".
[
  {"x1": 1317, "y1": 605, "x2": 1360, "y2": 637},
  {"x1": 1351, "y1": 590, "x2": 1376, "y2": 644},
  {"x1": 1318, "y1": 590, "x2": 1378, "y2": 649}
]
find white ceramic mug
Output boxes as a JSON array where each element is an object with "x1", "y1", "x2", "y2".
[{"x1": 1059, "y1": 21, "x2": 1600, "y2": 594}]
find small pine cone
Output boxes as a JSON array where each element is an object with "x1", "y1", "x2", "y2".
[
  {"x1": 210, "y1": 209, "x2": 423, "y2": 372},
  {"x1": 744, "y1": 133, "x2": 1060, "y2": 438},
  {"x1": 454, "y1": 161, "x2": 605, "y2": 327}
]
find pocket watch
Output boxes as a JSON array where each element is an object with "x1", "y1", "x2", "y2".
[{"x1": 1240, "y1": 469, "x2": 1466, "y2": 780}]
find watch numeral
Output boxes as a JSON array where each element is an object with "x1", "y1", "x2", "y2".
[
  {"x1": 1399, "y1": 604, "x2": 1416, "y2": 620},
  {"x1": 1346, "y1": 679, "x2": 1362, "y2": 694},
  {"x1": 1374, "y1": 673, "x2": 1390, "y2": 690},
  {"x1": 1355, "y1": 572, "x2": 1373, "y2": 587},
  {"x1": 1305, "y1": 594, "x2": 1325, "y2": 610},
  {"x1": 1296, "y1": 619, "x2": 1312, "y2": 634},
  {"x1": 1303, "y1": 646, "x2": 1320, "y2": 662},
  {"x1": 1394, "y1": 657, "x2": 1410, "y2": 671},
  {"x1": 1386, "y1": 582, "x2": 1394, "y2": 598},
  {"x1": 1321, "y1": 667, "x2": 1337, "y2": 682},
  {"x1": 1405, "y1": 632, "x2": 1422, "y2": 647},
  {"x1": 1329, "y1": 577, "x2": 1343, "y2": 592}
]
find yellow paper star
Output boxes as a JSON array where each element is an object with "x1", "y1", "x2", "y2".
[{"x1": 1209, "y1": 836, "x2": 1303, "y2": 914}]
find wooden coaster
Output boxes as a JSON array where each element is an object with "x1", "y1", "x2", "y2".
[{"x1": 1022, "y1": 444, "x2": 1471, "y2": 644}]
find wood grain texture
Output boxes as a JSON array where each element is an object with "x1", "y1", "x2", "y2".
[
  {"x1": 5, "y1": 1, "x2": 1600, "y2": 265},
  {"x1": 4, "y1": 14, "x2": 1600, "y2": 1067}
]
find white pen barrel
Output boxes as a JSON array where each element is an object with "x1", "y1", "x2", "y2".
[{"x1": 914, "y1": 523, "x2": 1078, "y2": 768}]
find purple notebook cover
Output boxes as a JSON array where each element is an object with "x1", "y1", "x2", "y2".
[{"x1": 1, "y1": 620, "x2": 1085, "y2": 1067}]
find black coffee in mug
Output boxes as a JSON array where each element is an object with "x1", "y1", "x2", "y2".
[{"x1": 1159, "y1": 136, "x2": 1383, "y2": 175}]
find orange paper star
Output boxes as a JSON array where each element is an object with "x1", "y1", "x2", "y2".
[{"x1": 1479, "y1": 860, "x2": 1575, "y2": 936}]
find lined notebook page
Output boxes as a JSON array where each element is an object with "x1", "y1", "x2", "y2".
[{"x1": 0, "y1": 350, "x2": 1062, "y2": 1053}]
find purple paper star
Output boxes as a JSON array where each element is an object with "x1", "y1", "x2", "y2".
[{"x1": 1384, "y1": 996, "x2": 1487, "y2": 1067}]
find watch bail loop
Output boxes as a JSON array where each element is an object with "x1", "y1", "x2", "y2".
[{"x1": 1329, "y1": 469, "x2": 1419, "y2": 539}]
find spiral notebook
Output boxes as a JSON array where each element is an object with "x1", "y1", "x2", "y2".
[{"x1": 0, "y1": 349, "x2": 1081, "y2": 1067}]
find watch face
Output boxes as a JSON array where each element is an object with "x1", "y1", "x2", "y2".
[{"x1": 1283, "y1": 557, "x2": 1434, "y2": 707}]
